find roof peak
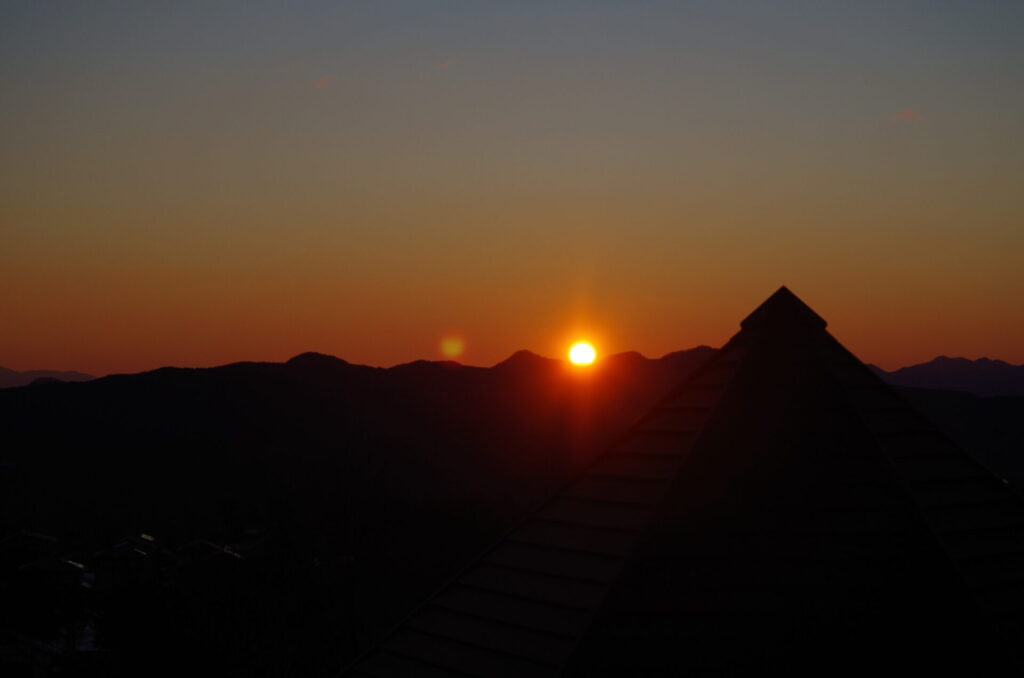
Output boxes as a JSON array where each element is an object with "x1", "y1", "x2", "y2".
[{"x1": 740, "y1": 286, "x2": 827, "y2": 330}]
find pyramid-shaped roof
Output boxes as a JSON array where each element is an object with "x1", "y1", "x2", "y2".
[{"x1": 348, "y1": 287, "x2": 1024, "y2": 676}]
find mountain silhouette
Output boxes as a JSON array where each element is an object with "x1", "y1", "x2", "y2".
[
  {"x1": 0, "y1": 346, "x2": 714, "y2": 675},
  {"x1": 871, "y1": 356, "x2": 1024, "y2": 396},
  {"x1": 3, "y1": 342, "x2": 1020, "y2": 676},
  {"x1": 0, "y1": 366, "x2": 94, "y2": 389}
]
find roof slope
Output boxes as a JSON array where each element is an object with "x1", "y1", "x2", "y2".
[{"x1": 347, "y1": 287, "x2": 1024, "y2": 676}]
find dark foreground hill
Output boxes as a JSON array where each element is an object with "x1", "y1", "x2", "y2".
[
  {"x1": 0, "y1": 347, "x2": 713, "y2": 676},
  {"x1": 898, "y1": 386, "x2": 1024, "y2": 487},
  {"x1": 869, "y1": 358, "x2": 1024, "y2": 487}
]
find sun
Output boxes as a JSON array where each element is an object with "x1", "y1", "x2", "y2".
[{"x1": 568, "y1": 342, "x2": 596, "y2": 365}]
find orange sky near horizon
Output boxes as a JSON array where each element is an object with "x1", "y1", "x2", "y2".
[{"x1": 2, "y1": 2, "x2": 1022, "y2": 376}]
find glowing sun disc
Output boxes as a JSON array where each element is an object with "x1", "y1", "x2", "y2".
[{"x1": 568, "y1": 342, "x2": 596, "y2": 365}]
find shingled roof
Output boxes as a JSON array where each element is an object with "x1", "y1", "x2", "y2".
[{"x1": 348, "y1": 287, "x2": 1024, "y2": 676}]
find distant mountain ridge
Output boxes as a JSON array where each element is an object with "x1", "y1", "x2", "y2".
[
  {"x1": 0, "y1": 349, "x2": 709, "y2": 390},
  {"x1": 0, "y1": 343, "x2": 719, "y2": 536},
  {"x1": 0, "y1": 366, "x2": 95, "y2": 389},
  {"x1": 7, "y1": 350, "x2": 1020, "y2": 396},
  {"x1": 870, "y1": 356, "x2": 1024, "y2": 396}
]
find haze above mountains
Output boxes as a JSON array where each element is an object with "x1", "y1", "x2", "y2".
[{"x1": 2, "y1": 351, "x2": 1023, "y2": 396}]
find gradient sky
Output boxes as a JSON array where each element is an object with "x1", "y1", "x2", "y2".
[{"x1": 2, "y1": 1, "x2": 1022, "y2": 375}]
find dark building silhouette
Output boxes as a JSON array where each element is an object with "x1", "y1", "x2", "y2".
[{"x1": 348, "y1": 286, "x2": 1024, "y2": 676}]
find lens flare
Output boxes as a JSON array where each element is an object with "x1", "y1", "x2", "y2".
[
  {"x1": 440, "y1": 336, "x2": 464, "y2": 359},
  {"x1": 568, "y1": 342, "x2": 596, "y2": 365}
]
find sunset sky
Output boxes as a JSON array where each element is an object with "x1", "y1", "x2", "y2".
[{"x1": 2, "y1": 1, "x2": 1022, "y2": 375}]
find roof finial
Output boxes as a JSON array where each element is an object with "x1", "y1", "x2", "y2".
[{"x1": 740, "y1": 286, "x2": 827, "y2": 330}]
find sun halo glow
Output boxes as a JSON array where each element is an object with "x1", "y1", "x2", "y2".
[{"x1": 568, "y1": 342, "x2": 596, "y2": 365}]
